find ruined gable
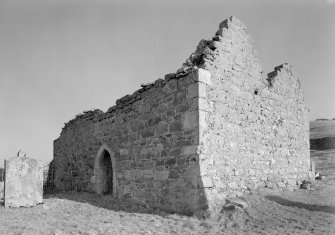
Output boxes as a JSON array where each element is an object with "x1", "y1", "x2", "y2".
[
  {"x1": 191, "y1": 17, "x2": 310, "y2": 210},
  {"x1": 53, "y1": 16, "x2": 311, "y2": 214}
]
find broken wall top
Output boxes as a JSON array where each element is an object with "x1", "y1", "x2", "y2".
[{"x1": 59, "y1": 16, "x2": 303, "y2": 136}]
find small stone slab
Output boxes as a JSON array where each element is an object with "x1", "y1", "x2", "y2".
[
  {"x1": 300, "y1": 183, "x2": 311, "y2": 190},
  {"x1": 315, "y1": 175, "x2": 326, "y2": 181},
  {"x1": 4, "y1": 155, "x2": 43, "y2": 207},
  {"x1": 276, "y1": 182, "x2": 286, "y2": 188}
]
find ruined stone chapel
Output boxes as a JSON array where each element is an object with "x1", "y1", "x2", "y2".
[{"x1": 53, "y1": 16, "x2": 311, "y2": 213}]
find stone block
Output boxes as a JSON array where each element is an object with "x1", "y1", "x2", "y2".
[
  {"x1": 286, "y1": 179, "x2": 296, "y2": 186},
  {"x1": 228, "y1": 181, "x2": 238, "y2": 190},
  {"x1": 300, "y1": 183, "x2": 311, "y2": 190},
  {"x1": 124, "y1": 170, "x2": 130, "y2": 180},
  {"x1": 276, "y1": 182, "x2": 286, "y2": 188},
  {"x1": 154, "y1": 170, "x2": 169, "y2": 181},
  {"x1": 176, "y1": 104, "x2": 189, "y2": 113},
  {"x1": 226, "y1": 198, "x2": 249, "y2": 210},
  {"x1": 142, "y1": 169, "x2": 153, "y2": 177},
  {"x1": 166, "y1": 157, "x2": 176, "y2": 166},
  {"x1": 173, "y1": 91, "x2": 186, "y2": 105},
  {"x1": 187, "y1": 83, "x2": 198, "y2": 99},
  {"x1": 198, "y1": 98, "x2": 211, "y2": 112},
  {"x1": 156, "y1": 123, "x2": 168, "y2": 135},
  {"x1": 202, "y1": 176, "x2": 213, "y2": 188},
  {"x1": 4, "y1": 155, "x2": 43, "y2": 208},
  {"x1": 141, "y1": 128, "x2": 155, "y2": 138},
  {"x1": 249, "y1": 169, "x2": 255, "y2": 176},
  {"x1": 169, "y1": 120, "x2": 182, "y2": 132},
  {"x1": 119, "y1": 149, "x2": 129, "y2": 157},
  {"x1": 182, "y1": 112, "x2": 198, "y2": 130},
  {"x1": 187, "y1": 82, "x2": 207, "y2": 100},
  {"x1": 199, "y1": 111, "x2": 207, "y2": 129},
  {"x1": 194, "y1": 69, "x2": 211, "y2": 86},
  {"x1": 182, "y1": 145, "x2": 198, "y2": 155},
  {"x1": 168, "y1": 170, "x2": 179, "y2": 179}
]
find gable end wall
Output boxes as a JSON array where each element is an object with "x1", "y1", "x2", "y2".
[{"x1": 196, "y1": 17, "x2": 310, "y2": 210}]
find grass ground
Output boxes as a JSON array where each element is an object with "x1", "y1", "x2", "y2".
[
  {"x1": 1, "y1": 121, "x2": 335, "y2": 234},
  {"x1": 310, "y1": 120, "x2": 335, "y2": 139},
  {"x1": 0, "y1": 149, "x2": 335, "y2": 234}
]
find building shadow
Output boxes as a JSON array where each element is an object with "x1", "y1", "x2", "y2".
[
  {"x1": 50, "y1": 143, "x2": 208, "y2": 216},
  {"x1": 44, "y1": 191, "x2": 185, "y2": 216},
  {"x1": 265, "y1": 195, "x2": 335, "y2": 215}
]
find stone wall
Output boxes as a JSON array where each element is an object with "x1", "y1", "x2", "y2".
[
  {"x1": 192, "y1": 17, "x2": 310, "y2": 210},
  {"x1": 54, "y1": 16, "x2": 311, "y2": 214},
  {"x1": 54, "y1": 70, "x2": 209, "y2": 213}
]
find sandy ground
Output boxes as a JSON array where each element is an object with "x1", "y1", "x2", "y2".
[{"x1": 0, "y1": 150, "x2": 335, "y2": 235}]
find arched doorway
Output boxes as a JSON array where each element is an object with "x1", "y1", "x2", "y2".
[
  {"x1": 101, "y1": 150, "x2": 113, "y2": 194},
  {"x1": 94, "y1": 144, "x2": 117, "y2": 196}
]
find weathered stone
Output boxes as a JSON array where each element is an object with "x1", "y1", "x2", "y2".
[
  {"x1": 226, "y1": 198, "x2": 248, "y2": 209},
  {"x1": 119, "y1": 149, "x2": 129, "y2": 157},
  {"x1": 166, "y1": 158, "x2": 176, "y2": 166},
  {"x1": 4, "y1": 154, "x2": 43, "y2": 208},
  {"x1": 228, "y1": 182, "x2": 239, "y2": 190},
  {"x1": 53, "y1": 16, "x2": 311, "y2": 214},
  {"x1": 301, "y1": 183, "x2": 311, "y2": 190},
  {"x1": 302, "y1": 180, "x2": 311, "y2": 185},
  {"x1": 141, "y1": 128, "x2": 155, "y2": 138},
  {"x1": 187, "y1": 83, "x2": 198, "y2": 99},
  {"x1": 182, "y1": 112, "x2": 198, "y2": 130},
  {"x1": 154, "y1": 170, "x2": 169, "y2": 181},
  {"x1": 195, "y1": 69, "x2": 211, "y2": 86},
  {"x1": 181, "y1": 145, "x2": 198, "y2": 155},
  {"x1": 276, "y1": 182, "x2": 286, "y2": 188},
  {"x1": 315, "y1": 175, "x2": 326, "y2": 180},
  {"x1": 249, "y1": 169, "x2": 255, "y2": 176},
  {"x1": 169, "y1": 121, "x2": 182, "y2": 132},
  {"x1": 202, "y1": 176, "x2": 213, "y2": 188},
  {"x1": 168, "y1": 170, "x2": 179, "y2": 179}
]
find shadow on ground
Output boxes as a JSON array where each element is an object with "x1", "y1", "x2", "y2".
[
  {"x1": 44, "y1": 191, "x2": 167, "y2": 216},
  {"x1": 265, "y1": 195, "x2": 335, "y2": 215}
]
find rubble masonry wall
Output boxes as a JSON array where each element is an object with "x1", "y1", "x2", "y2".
[
  {"x1": 195, "y1": 17, "x2": 310, "y2": 210},
  {"x1": 54, "y1": 70, "x2": 209, "y2": 214},
  {"x1": 53, "y1": 16, "x2": 310, "y2": 213}
]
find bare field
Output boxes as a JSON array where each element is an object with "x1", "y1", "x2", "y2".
[
  {"x1": 0, "y1": 150, "x2": 334, "y2": 234},
  {"x1": 310, "y1": 120, "x2": 335, "y2": 139}
]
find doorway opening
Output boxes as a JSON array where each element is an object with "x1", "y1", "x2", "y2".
[
  {"x1": 100, "y1": 150, "x2": 113, "y2": 194},
  {"x1": 94, "y1": 144, "x2": 116, "y2": 196}
]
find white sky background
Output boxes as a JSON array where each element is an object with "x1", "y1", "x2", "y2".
[{"x1": 0, "y1": 0, "x2": 334, "y2": 165}]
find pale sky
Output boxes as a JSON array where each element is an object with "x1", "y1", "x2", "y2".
[{"x1": 0, "y1": 0, "x2": 334, "y2": 165}]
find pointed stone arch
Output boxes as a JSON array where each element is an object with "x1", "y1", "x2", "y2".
[{"x1": 93, "y1": 144, "x2": 117, "y2": 196}]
